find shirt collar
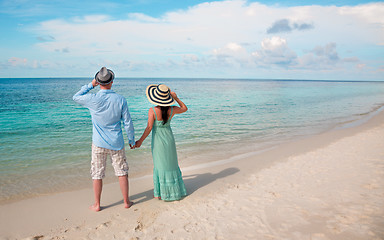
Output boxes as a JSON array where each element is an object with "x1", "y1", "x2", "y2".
[{"x1": 99, "y1": 89, "x2": 114, "y2": 93}]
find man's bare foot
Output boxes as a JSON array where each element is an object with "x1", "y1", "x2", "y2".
[
  {"x1": 89, "y1": 203, "x2": 101, "y2": 212},
  {"x1": 124, "y1": 201, "x2": 133, "y2": 209}
]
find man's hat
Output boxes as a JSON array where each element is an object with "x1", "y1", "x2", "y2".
[{"x1": 95, "y1": 67, "x2": 114, "y2": 85}]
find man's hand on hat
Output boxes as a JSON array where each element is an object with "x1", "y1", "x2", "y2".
[{"x1": 92, "y1": 79, "x2": 99, "y2": 87}]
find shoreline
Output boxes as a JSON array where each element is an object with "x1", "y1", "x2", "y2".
[
  {"x1": 2, "y1": 95, "x2": 384, "y2": 205},
  {"x1": 1, "y1": 108, "x2": 384, "y2": 239}
]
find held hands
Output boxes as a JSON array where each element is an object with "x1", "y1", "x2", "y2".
[
  {"x1": 135, "y1": 140, "x2": 142, "y2": 148},
  {"x1": 129, "y1": 140, "x2": 142, "y2": 149}
]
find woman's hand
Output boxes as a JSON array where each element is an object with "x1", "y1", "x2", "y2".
[
  {"x1": 170, "y1": 91, "x2": 187, "y2": 113},
  {"x1": 135, "y1": 140, "x2": 142, "y2": 148},
  {"x1": 170, "y1": 91, "x2": 178, "y2": 99}
]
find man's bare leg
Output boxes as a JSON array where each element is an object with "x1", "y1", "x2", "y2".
[
  {"x1": 90, "y1": 179, "x2": 102, "y2": 212},
  {"x1": 119, "y1": 175, "x2": 133, "y2": 208}
]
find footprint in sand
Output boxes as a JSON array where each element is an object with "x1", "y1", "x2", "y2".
[
  {"x1": 184, "y1": 222, "x2": 199, "y2": 233},
  {"x1": 96, "y1": 221, "x2": 111, "y2": 230},
  {"x1": 29, "y1": 236, "x2": 44, "y2": 240},
  {"x1": 134, "y1": 221, "x2": 143, "y2": 232}
]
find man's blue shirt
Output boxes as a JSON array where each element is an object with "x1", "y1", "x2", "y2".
[{"x1": 73, "y1": 82, "x2": 135, "y2": 150}]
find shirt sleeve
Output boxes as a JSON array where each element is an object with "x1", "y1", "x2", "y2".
[
  {"x1": 122, "y1": 99, "x2": 135, "y2": 145},
  {"x1": 72, "y1": 82, "x2": 95, "y2": 106}
]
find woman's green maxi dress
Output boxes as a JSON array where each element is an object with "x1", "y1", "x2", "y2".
[{"x1": 151, "y1": 107, "x2": 187, "y2": 201}]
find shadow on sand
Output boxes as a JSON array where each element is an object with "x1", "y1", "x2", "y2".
[
  {"x1": 183, "y1": 167, "x2": 240, "y2": 194},
  {"x1": 103, "y1": 167, "x2": 240, "y2": 209}
]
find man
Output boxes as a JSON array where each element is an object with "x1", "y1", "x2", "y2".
[{"x1": 73, "y1": 67, "x2": 135, "y2": 211}]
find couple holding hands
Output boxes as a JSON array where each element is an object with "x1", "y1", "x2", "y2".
[{"x1": 73, "y1": 67, "x2": 187, "y2": 211}]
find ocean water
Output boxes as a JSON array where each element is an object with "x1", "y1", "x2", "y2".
[{"x1": 1, "y1": 78, "x2": 384, "y2": 203}]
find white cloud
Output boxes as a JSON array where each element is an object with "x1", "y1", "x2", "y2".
[
  {"x1": 252, "y1": 37, "x2": 297, "y2": 66},
  {"x1": 33, "y1": 1, "x2": 384, "y2": 53},
  {"x1": 2, "y1": 57, "x2": 56, "y2": 70},
  {"x1": 205, "y1": 38, "x2": 360, "y2": 72},
  {"x1": 339, "y1": 3, "x2": 384, "y2": 25},
  {"x1": 208, "y1": 42, "x2": 251, "y2": 68},
  {"x1": 72, "y1": 15, "x2": 110, "y2": 23},
  {"x1": 20, "y1": 0, "x2": 384, "y2": 79},
  {"x1": 261, "y1": 37, "x2": 286, "y2": 51},
  {"x1": 339, "y1": 2, "x2": 384, "y2": 45},
  {"x1": 182, "y1": 54, "x2": 200, "y2": 63},
  {"x1": 8, "y1": 57, "x2": 28, "y2": 67},
  {"x1": 212, "y1": 43, "x2": 248, "y2": 58},
  {"x1": 299, "y1": 43, "x2": 340, "y2": 69},
  {"x1": 128, "y1": 13, "x2": 161, "y2": 23}
]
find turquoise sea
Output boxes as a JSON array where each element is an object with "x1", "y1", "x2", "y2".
[{"x1": 1, "y1": 78, "x2": 384, "y2": 203}]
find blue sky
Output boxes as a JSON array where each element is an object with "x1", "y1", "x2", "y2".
[{"x1": 0, "y1": 0, "x2": 383, "y2": 80}]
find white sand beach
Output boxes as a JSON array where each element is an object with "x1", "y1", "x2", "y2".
[{"x1": 1, "y1": 112, "x2": 384, "y2": 240}]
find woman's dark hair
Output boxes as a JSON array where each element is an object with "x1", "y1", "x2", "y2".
[{"x1": 160, "y1": 106, "x2": 170, "y2": 125}]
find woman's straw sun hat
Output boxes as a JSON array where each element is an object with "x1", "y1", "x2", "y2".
[{"x1": 146, "y1": 84, "x2": 175, "y2": 106}]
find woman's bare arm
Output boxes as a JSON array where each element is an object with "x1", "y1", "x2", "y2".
[
  {"x1": 135, "y1": 108, "x2": 155, "y2": 148},
  {"x1": 171, "y1": 91, "x2": 188, "y2": 114}
]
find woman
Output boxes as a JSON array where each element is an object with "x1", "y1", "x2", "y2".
[{"x1": 135, "y1": 84, "x2": 188, "y2": 201}]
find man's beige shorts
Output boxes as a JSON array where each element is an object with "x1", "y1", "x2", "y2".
[{"x1": 91, "y1": 144, "x2": 129, "y2": 179}]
